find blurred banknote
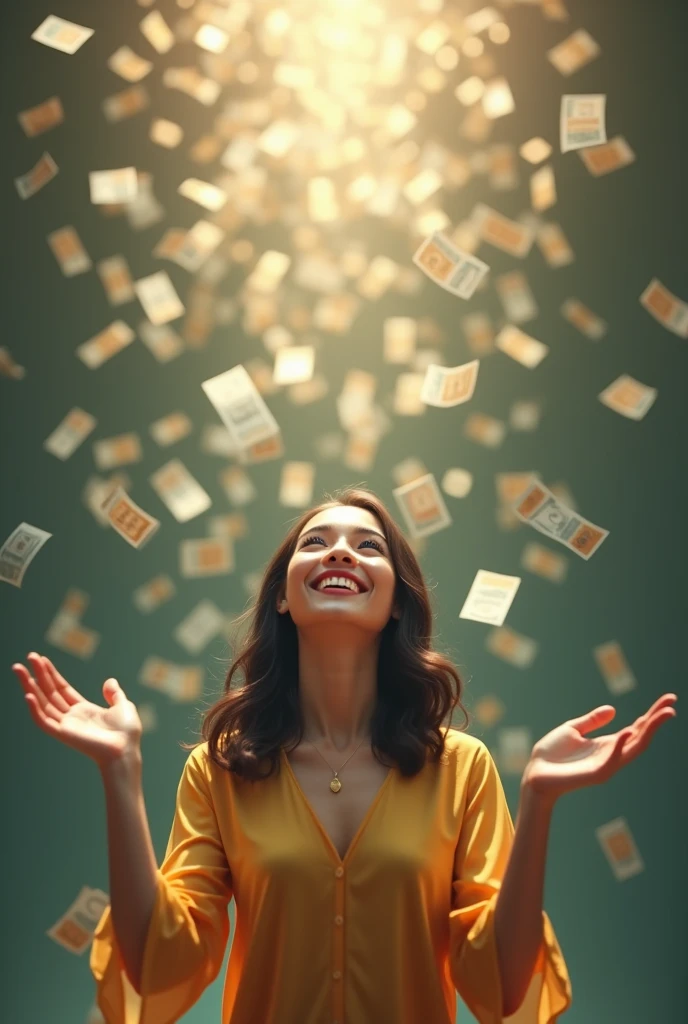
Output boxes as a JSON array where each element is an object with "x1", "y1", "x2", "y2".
[
  {"x1": 45, "y1": 610, "x2": 100, "y2": 660},
  {"x1": 472, "y1": 203, "x2": 534, "y2": 258},
  {"x1": 134, "y1": 270, "x2": 185, "y2": 324},
  {"x1": 513, "y1": 478, "x2": 608, "y2": 560},
  {"x1": 593, "y1": 640, "x2": 637, "y2": 697},
  {"x1": 31, "y1": 15, "x2": 94, "y2": 54},
  {"x1": 560, "y1": 94, "x2": 607, "y2": 153},
  {"x1": 579, "y1": 136, "x2": 635, "y2": 176},
  {"x1": 149, "y1": 459, "x2": 212, "y2": 522},
  {"x1": 47, "y1": 226, "x2": 91, "y2": 276},
  {"x1": 595, "y1": 818, "x2": 644, "y2": 881},
  {"x1": 140, "y1": 10, "x2": 174, "y2": 53},
  {"x1": 598, "y1": 375, "x2": 657, "y2": 421},
  {"x1": 43, "y1": 407, "x2": 97, "y2": 460},
  {"x1": 18, "y1": 96, "x2": 64, "y2": 136},
  {"x1": 46, "y1": 886, "x2": 109, "y2": 954},
  {"x1": 0, "y1": 522, "x2": 52, "y2": 587},
  {"x1": 561, "y1": 298, "x2": 607, "y2": 340},
  {"x1": 521, "y1": 542, "x2": 568, "y2": 584},
  {"x1": 179, "y1": 537, "x2": 234, "y2": 578},
  {"x1": 132, "y1": 574, "x2": 176, "y2": 614},
  {"x1": 103, "y1": 85, "x2": 149, "y2": 123},
  {"x1": 101, "y1": 486, "x2": 161, "y2": 549},
  {"x1": 97, "y1": 255, "x2": 135, "y2": 305},
  {"x1": 202, "y1": 363, "x2": 281, "y2": 449},
  {"x1": 15, "y1": 152, "x2": 58, "y2": 198},
  {"x1": 139, "y1": 656, "x2": 204, "y2": 702},
  {"x1": 495, "y1": 271, "x2": 538, "y2": 323},
  {"x1": 76, "y1": 321, "x2": 135, "y2": 369},
  {"x1": 174, "y1": 600, "x2": 227, "y2": 655},
  {"x1": 392, "y1": 472, "x2": 452, "y2": 539},
  {"x1": 420, "y1": 360, "x2": 479, "y2": 407},
  {"x1": 486, "y1": 625, "x2": 538, "y2": 668},
  {"x1": 547, "y1": 29, "x2": 600, "y2": 76},
  {"x1": 496, "y1": 325, "x2": 549, "y2": 369},
  {"x1": 93, "y1": 433, "x2": 143, "y2": 471},
  {"x1": 413, "y1": 232, "x2": 489, "y2": 299},
  {"x1": 107, "y1": 45, "x2": 153, "y2": 82},
  {"x1": 640, "y1": 278, "x2": 688, "y2": 337},
  {"x1": 89, "y1": 167, "x2": 138, "y2": 204}
]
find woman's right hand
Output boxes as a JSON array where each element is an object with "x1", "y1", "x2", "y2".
[{"x1": 12, "y1": 652, "x2": 142, "y2": 769}]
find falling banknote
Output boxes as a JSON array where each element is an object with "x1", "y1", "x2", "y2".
[
  {"x1": 15, "y1": 152, "x2": 59, "y2": 199},
  {"x1": 31, "y1": 15, "x2": 94, "y2": 54},
  {"x1": 413, "y1": 232, "x2": 490, "y2": 299},
  {"x1": 560, "y1": 94, "x2": 607, "y2": 153},
  {"x1": 595, "y1": 817, "x2": 645, "y2": 882},
  {"x1": 392, "y1": 472, "x2": 452, "y2": 539},
  {"x1": 0, "y1": 522, "x2": 53, "y2": 587},
  {"x1": 46, "y1": 886, "x2": 109, "y2": 954},
  {"x1": 100, "y1": 486, "x2": 161, "y2": 549},
  {"x1": 420, "y1": 360, "x2": 479, "y2": 407},
  {"x1": 459, "y1": 570, "x2": 522, "y2": 627},
  {"x1": 513, "y1": 478, "x2": 608, "y2": 560},
  {"x1": 202, "y1": 363, "x2": 281, "y2": 450}
]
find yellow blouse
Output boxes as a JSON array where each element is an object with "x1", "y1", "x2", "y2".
[{"x1": 90, "y1": 727, "x2": 572, "y2": 1024}]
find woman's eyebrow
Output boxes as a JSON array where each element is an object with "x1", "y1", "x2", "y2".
[{"x1": 298, "y1": 524, "x2": 388, "y2": 543}]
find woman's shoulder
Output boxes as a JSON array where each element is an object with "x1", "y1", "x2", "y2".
[
  {"x1": 441, "y1": 725, "x2": 486, "y2": 754},
  {"x1": 439, "y1": 727, "x2": 489, "y2": 772}
]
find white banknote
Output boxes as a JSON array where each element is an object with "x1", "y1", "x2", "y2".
[
  {"x1": 0, "y1": 522, "x2": 52, "y2": 587},
  {"x1": 513, "y1": 478, "x2": 608, "y2": 560},
  {"x1": 459, "y1": 570, "x2": 521, "y2": 626},
  {"x1": 202, "y1": 363, "x2": 281, "y2": 449}
]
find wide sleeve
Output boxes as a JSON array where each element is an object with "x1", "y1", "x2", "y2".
[
  {"x1": 89, "y1": 747, "x2": 233, "y2": 1024},
  {"x1": 448, "y1": 741, "x2": 572, "y2": 1023}
]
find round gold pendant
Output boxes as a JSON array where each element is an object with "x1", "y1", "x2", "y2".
[{"x1": 330, "y1": 778, "x2": 342, "y2": 793}]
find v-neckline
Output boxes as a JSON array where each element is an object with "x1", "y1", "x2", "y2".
[{"x1": 281, "y1": 747, "x2": 394, "y2": 864}]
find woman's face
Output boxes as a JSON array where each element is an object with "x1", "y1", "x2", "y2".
[{"x1": 279, "y1": 505, "x2": 400, "y2": 630}]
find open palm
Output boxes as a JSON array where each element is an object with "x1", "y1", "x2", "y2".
[
  {"x1": 523, "y1": 694, "x2": 678, "y2": 803},
  {"x1": 12, "y1": 652, "x2": 142, "y2": 767}
]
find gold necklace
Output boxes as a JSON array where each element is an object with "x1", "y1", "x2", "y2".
[{"x1": 306, "y1": 736, "x2": 367, "y2": 793}]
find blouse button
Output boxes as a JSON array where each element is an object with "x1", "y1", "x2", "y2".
[
  {"x1": 332, "y1": 970, "x2": 342, "y2": 980},
  {"x1": 334, "y1": 866, "x2": 344, "y2": 878},
  {"x1": 334, "y1": 915, "x2": 343, "y2": 925}
]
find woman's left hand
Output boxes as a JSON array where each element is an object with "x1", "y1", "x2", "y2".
[{"x1": 522, "y1": 693, "x2": 678, "y2": 804}]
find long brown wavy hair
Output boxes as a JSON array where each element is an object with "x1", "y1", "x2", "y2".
[{"x1": 180, "y1": 486, "x2": 470, "y2": 780}]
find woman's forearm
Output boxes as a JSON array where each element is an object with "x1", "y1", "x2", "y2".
[
  {"x1": 99, "y1": 750, "x2": 159, "y2": 994},
  {"x1": 494, "y1": 783, "x2": 556, "y2": 1017}
]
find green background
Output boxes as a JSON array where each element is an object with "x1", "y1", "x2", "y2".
[{"x1": 2, "y1": 1, "x2": 686, "y2": 1021}]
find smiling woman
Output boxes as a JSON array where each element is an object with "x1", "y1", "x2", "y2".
[
  {"x1": 89, "y1": 486, "x2": 573, "y2": 1024},
  {"x1": 180, "y1": 484, "x2": 470, "y2": 780}
]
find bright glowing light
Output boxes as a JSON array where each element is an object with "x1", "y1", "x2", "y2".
[
  {"x1": 436, "y1": 45, "x2": 459, "y2": 71},
  {"x1": 264, "y1": 8, "x2": 291, "y2": 35},
  {"x1": 489, "y1": 22, "x2": 511, "y2": 45},
  {"x1": 482, "y1": 76, "x2": 515, "y2": 120},
  {"x1": 520, "y1": 137, "x2": 553, "y2": 164},
  {"x1": 194, "y1": 24, "x2": 229, "y2": 54},
  {"x1": 237, "y1": 62, "x2": 260, "y2": 84},
  {"x1": 230, "y1": 239, "x2": 254, "y2": 263},
  {"x1": 462, "y1": 36, "x2": 484, "y2": 58},
  {"x1": 455, "y1": 76, "x2": 485, "y2": 106}
]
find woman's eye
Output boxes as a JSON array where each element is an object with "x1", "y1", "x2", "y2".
[{"x1": 300, "y1": 535, "x2": 384, "y2": 553}]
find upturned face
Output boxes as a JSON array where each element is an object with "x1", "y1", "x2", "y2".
[{"x1": 278, "y1": 505, "x2": 400, "y2": 629}]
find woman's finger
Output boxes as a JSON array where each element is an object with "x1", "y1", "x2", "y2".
[
  {"x1": 43, "y1": 656, "x2": 82, "y2": 707},
  {"x1": 26, "y1": 654, "x2": 65, "y2": 719},
  {"x1": 33, "y1": 655, "x2": 70, "y2": 713},
  {"x1": 637, "y1": 694, "x2": 677, "y2": 728},
  {"x1": 13, "y1": 662, "x2": 56, "y2": 720},
  {"x1": 23, "y1": 691, "x2": 60, "y2": 736}
]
